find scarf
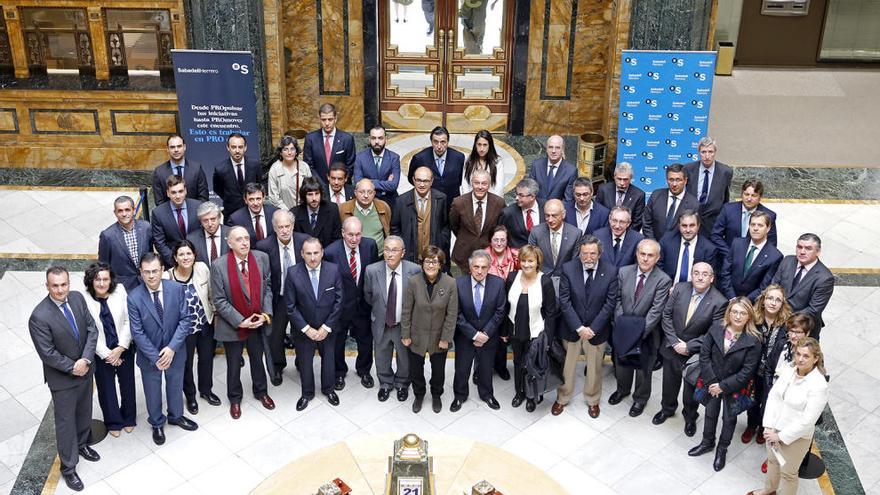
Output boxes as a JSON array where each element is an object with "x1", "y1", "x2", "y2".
[{"x1": 227, "y1": 252, "x2": 263, "y2": 340}]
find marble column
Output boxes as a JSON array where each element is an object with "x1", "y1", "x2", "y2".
[{"x1": 629, "y1": 0, "x2": 713, "y2": 50}]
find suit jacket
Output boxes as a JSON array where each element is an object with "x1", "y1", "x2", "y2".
[
  {"x1": 98, "y1": 220, "x2": 154, "y2": 291},
  {"x1": 642, "y1": 188, "x2": 700, "y2": 240},
  {"x1": 595, "y1": 181, "x2": 646, "y2": 232},
  {"x1": 719, "y1": 238, "x2": 783, "y2": 300},
  {"x1": 657, "y1": 232, "x2": 720, "y2": 282},
  {"x1": 699, "y1": 322, "x2": 761, "y2": 394},
  {"x1": 615, "y1": 265, "x2": 672, "y2": 338},
  {"x1": 558, "y1": 259, "x2": 618, "y2": 344},
  {"x1": 28, "y1": 292, "x2": 98, "y2": 391},
  {"x1": 228, "y1": 204, "x2": 280, "y2": 247},
  {"x1": 401, "y1": 272, "x2": 458, "y2": 355},
  {"x1": 391, "y1": 189, "x2": 451, "y2": 262},
  {"x1": 127, "y1": 280, "x2": 194, "y2": 367},
  {"x1": 564, "y1": 201, "x2": 610, "y2": 236},
  {"x1": 151, "y1": 159, "x2": 210, "y2": 205},
  {"x1": 503, "y1": 272, "x2": 558, "y2": 341},
  {"x1": 711, "y1": 201, "x2": 778, "y2": 258},
  {"x1": 213, "y1": 157, "x2": 262, "y2": 219},
  {"x1": 187, "y1": 225, "x2": 231, "y2": 265},
  {"x1": 338, "y1": 199, "x2": 392, "y2": 238},
  {"x1": 527, "y1": 222, "x2": 582, "y2": 277},
  {"x1": 354, "y1": 149, "x2": 401, "y2": 202},
  {"x1": 323, "y1": 238, "x2": 379, "y2": 316},
  {"x1": 660, "y1": 282, "x2": 726, "y2": 360},
  {"x1": 685, "y1": 161, "x2": 733, "y2": 234},
  {"x1": 210, "y1": 250, "x2": 273, "y2": 342},
  {"x1": 364, "y1": 260, "x2": 422, "y2": 338},
  {"x1": 293, "y1": 203, "x2": 342, "y2": 248},
  {"x1": 455, "y1": 274, "x2": 506, "y2": 340},
  {"x1": 326, "y1": 184, "x2": 355, "y2": 204},
  {"x1": 254, "y1": 234, "x2": 308, "y2": 303},
  {"x1": 528, "y1": 158, "x2": 577, "y2": 202},
  {"x1": 498, "y1": 201, "x2": 544, "y2": 249},
  {"x1": 284, "y1": 261, "x2": 344, "y2": 332},
  {"x1": 82, "y1": 287, "x2": 131, "y2": 360},
  {"x1": 303, "y1": 128, "x2": 357, "y2": 182},
  {"x1": 594, "y1": 227, "x2": 644, "y2": 268},
  {"x1": 771, "y1": 255, "x2": 834, "y2": 329},
  {"x1": 408, "y1": 147, "x2": 466, "y2": 207},
  {"x1": 151, "y1": 198, "x2": 202, "y2": 266},
  {"x1": 449, "y1": 192, "x2": 506, "y2": 268}
]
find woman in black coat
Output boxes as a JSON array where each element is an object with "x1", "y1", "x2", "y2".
[{"x1": 688, "y1": 296, "x2": 762, "y2": 472}]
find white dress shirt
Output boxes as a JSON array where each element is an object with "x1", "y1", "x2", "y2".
[
  {"x1": 675, "y1": 235, "x2": 698, "y2": 282},
  {"x1": 385, "y1": 263, "x2": 403, "y2": 323}
]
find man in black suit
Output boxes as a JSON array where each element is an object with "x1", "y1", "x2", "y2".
[
  {"x1": 594, "y1": 206, "x2": 645, "y2": 268},
  {"x1": 255, "y1": 210, "x2": 308, "y2": 385},
  {"x1": 499, "y1": 178, "x2": 543, "y2": 248},
  {"x1": 711, "y1": 178, "x2": 778, "y2": 258},
  {"x1": 324, "y1": 217, "x2": 380, "y2": 391},
  {"x1": 452, "y1": 250, "x2": 506, "y2": 412},
  {"x1": 228, "y1": 183, "x2": 278, "y2": 247},
  {"x1": 719, "y1": 211, "x2": 783, "y2": 301},
  {"x1": 293, "y1": 177, "x2": 342, "y2": 248},
  {"x1": 303, "y1": 103, "x2": 357, "y2": 183},
  {"x1": 684, "y1": 137, "x2": 733, "y2": 236},
  {"x1": 326, "y1": 162, "x2": 356, "y2": 206},
  {"x1": 151, "y1": 134, "x2": 209, "y2": 205},
  {"x1": 151, "y1": 175, "x2": 202, "y2": 266},
  {"x1": 187, "y1": 201, "x2": 229, "y2": 266},
  {"x1": 28, "y1": 266, "x2": 99, "y2": 491},
  {"x1": 658, "y1": 210, "x2": 719, "y2": 283},
  {"x1": 213, "y1": 133, "x2": 262, "y2": 222},
  {"x1": 564, "y1": 177, "x2": 610, "y2": 236},
  {"x1": 528, "y1": 135, "x2": 577, "y2": 203},
  {"x1": 98, "y1": 196, "x2": 154, "y2": 291},
  {"x1": 653, "y1": 262, "x2": 727, "y2": 436},
  {"x1": 407, "y1": 126, "x2": 465, "y2": 208},
  {"x1": 642, "y1": 163, "x2": 700, "y2": 240},
  {"x1": 771, "y1": 233, "x2": 835, "y2": 338},
  {"x1": 595, "y1": 162, "x2": 646, "y2": 232},
  {"x1": 391, "y1": 166, "x2": 450, "y2": 264}
]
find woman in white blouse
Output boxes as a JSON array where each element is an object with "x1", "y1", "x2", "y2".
[
  {"x1": 82, "y1": 262, "x2": 136, "y2": 437},
  {"x1": 750, "y1": 337, "x2": 828, "y2": 495},
  {"x1": 461, "y1": 130, "x2": 505, "y2": 197},
  {"x1": 267, "y1": 135, "x2": 312, "y2": 210}
]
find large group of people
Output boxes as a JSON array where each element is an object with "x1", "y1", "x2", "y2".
[{"x1": 29, "y1": 103, "x2": 833, "y2": 494}]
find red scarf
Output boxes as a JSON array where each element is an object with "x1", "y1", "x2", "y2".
[{"x1": 227, "y1": 252, "x2": 262, "y2": 340}]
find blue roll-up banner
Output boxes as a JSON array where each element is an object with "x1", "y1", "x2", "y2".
[
  {"x1": 615, "y1": 50, "x2": 717, "y2": 195},
  {"x1": 172, "y1": 49, "x2": 261, "y2": 191}
]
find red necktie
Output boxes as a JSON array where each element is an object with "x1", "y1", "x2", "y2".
[
  {"x1": 210, "y1": 235, "x2": 218, "y2": 262},
  {"x1": 175, "y1": 208, "x2": 186, "y2": 237},
  {"x1": 634, "y1": 273, "x2": 646, "y2": 301},
  {"x1": 525, "y1": 208, "x2": 534, "y2": 232},
  {"x1": 254, "y1": 213, "x2": 264, "y2": 241},
  {"x1": 324, "y1": 134, "x2": 332, "y2": 167},
  {"x1": 240, "y1": 260, "x2": 248, "y2": 278},
  {"x1": 336, "y1": 192, "x2": 343, "y2": 204},
  {"x1": 349, "y1": 249, "x2": 358, "y2": 282}
]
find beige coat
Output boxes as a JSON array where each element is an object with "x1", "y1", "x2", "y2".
[{"x1": 401, "y1": 273, "x2": 458, "y2": 355}]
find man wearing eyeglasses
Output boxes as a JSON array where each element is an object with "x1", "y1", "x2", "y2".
[
  {"x1": 499, "y1": 178, "x2": 544, "y2": 248},
  {"x1": 391, "y1": 166, "x2": 451, "y2": 266}
]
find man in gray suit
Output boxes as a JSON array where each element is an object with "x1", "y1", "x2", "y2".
[
  {"x1": 527, "y1": 198, "x2": 581, "y2": 280},
  {"x1": 363, "y1": 235, "x2": 422, "y2": 402},
  {"x1": 653, "y1": 262, "x2": 727, "y2": 437},
  {"x1": 610, "y1": 239, "x2": 672, "y2": 417},
  {"x1": 684, "y1": 137, "x2": 733, "y2": 237},
  {"x1": 771, "y1": 233, "x2": 835, "y2": 339},
  {"x1": 28, "y1": 266, "x2": 100, "y2": 492}
]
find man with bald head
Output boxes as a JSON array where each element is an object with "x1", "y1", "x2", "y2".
[
  {"x1": 392, "y1": 166, "x2": 451, "y2": 265},
  {"x1": 527, "y1": 198, "x2": 582, "y2": 279},
  {"x1": 529, "y1": 135, "x2": 577, "y2": 202},
  {"x1": 339, "y1": 178, "x2": 391, "y2": 252},
  {"x1": 654, "y1": 262, "x2": 727, "y2": 436}
]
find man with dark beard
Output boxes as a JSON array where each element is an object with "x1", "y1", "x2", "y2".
[{"x1": 355, "y1": 125, "x2": 401, "y2": 210}]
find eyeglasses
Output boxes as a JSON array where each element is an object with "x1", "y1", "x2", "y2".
[
  {"x1": 729, "y1": 309, "x2": 750, "y2": 317},
  {"x1": 413, "y1": 178, "x2": 432, "y2": 184},
  {"x1": 788, "y1": 329, "x2": 806, "y2": 335},
  {"x1": 423, "y1": 259, "x2": 440, "y2": 266}
]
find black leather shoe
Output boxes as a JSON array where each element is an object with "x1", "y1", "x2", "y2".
[
  {"x1": 270, "y1": 372, "x2": 283, "y2": 387},
  {"x1": 450, "y1": 398, "x2": 463, "y2": 412},
  {"x1": 684, "y1": 420, "x2": 697, "y2": 437},
  {"x1": 511, "y1": 394, "x2": 525, "y2": 408},
  {"x1": 525, "y1": 399, "x2": 536, "y2": 412},
  {"x1": 325, "y1": 391, "x2": 340, "y2": 406},
  {"x1": 652, "y1": 411, "x2": 672, "y2": 425},
  {"x1": 397, "y1": 388, "x2": 409, "y2": 402},
  {"x1": 168, "y1": 416, "x2": 198, "y2": 431},
  {"x1": 284, "y1": 335, "x2": 295, "y2": 350},
  {"x1": 200, "y1": 392, "x2": 221, "y2": 406},
  {"x1": 240, "y1": 357, "x2": 245, "y2": 368},
  {"x1": 497, "y1": 368, "x2": 511, "y2": 381},
  {"x1": 432, "y1": 396, "x2": 442, "y2": 413},
  {"x1": 186, "y1": 398, "x2": 199, "y2": 415},
  {"x1": 296, "y1": 396, "x2": 310, "y2": 411},
  {"x1": 688, "y1": 441, "x2": 715, "y2": 457},
  {"x1": 334, "y1": 376, "x2": 346, "y2": 391},
  {"x1": 608, "y1": 391, "x2": 629, "y2": 405},
  {"x1": 63, "y1": 472, "x2": 84, "y2": 491},
  {"x1": 360, "y1": 374, "x2": 374, "y2": 388},
  {"x1": 472, "y1": 374, "x2": 478, "y2": 384},
  {"x1": 483, "y1": 396, "x2": 500, "y2": 410},
  {"x1": 412, "y1": 396, "x2": 423, "y2": 413},
  {"x1": 713, "y1": 447, "x2": 727, "y2": 471},
  {"x1": 378, "y1": 388, "x2": 391, "y2": 402},
  {"x1": 152, "y1": 426, "x2": 166, "y2": 445},
  {"x1": 78, "y1": 445, "x2": 100, "y2": 462},
  {"x1": 629, "y1": 402, "x2": 646, "y2": 417}
]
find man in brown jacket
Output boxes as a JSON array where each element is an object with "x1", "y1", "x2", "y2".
[
  {"x1": 338, "y1": 178, "x2": 391, "y2": 252},
  {"x1": 449, "y1": 169, "x2": 505, "y2": 270}
]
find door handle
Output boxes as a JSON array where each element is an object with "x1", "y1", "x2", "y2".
[{"x1": 438, "y1": 28, "x2": 445, "y2": 65}]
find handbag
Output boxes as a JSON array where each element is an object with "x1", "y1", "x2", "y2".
[
  {"x1": 683, "y1": 354, "x2": 700, "y2": 386},
  {"x1": 725, "y1": 378, "x2": 756, "y2": 416},
  {"x1": 693, "y1": 376, "x2": 713, "y2": 406}
]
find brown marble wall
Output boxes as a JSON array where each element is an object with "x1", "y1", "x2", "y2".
[
  {"x1": 263, "y1": 0, "x2": 288, "y2": 142},
  {"x1": 603, "y1": 0, "x2": 632, "y2": 163}
]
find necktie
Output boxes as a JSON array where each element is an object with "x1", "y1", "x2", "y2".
[
  {"x1": 437, "y1": 157, "x2": 445, "y2": 176},
  {"x1": 616, "y1": 190, "x2": 625, "y2": 207},
  {"x1": 474, "y1": 201, "x2": 483, "y2": 232},
  {"x1": 310, "y1": 269, "x2": 319, "y2": 298},
  {"x1": 61, "y1": 302, "x2": 80, "y2": 341},
  {"x1": 349, "y1": 249, "x2": 358, "y2": 282},
  {"x1": 584, "y1": 268, "x2": 594, "y2": 293},
  {"x1": 551, "y1": 231, "x2": 559, "y2": 264},
  {"x1": 210, "y1": 234, "x2": 218, "y2": 262},
  {"x1": 254, "y1": 213, "x2": 264, "y2": 241},
  {"x1": 175, "y1": 165, "x2": 183, "y2": 177},
  {"x1": 474, "y1": 281, "x2": 483, "y2": 316},
  {"x1": 700, "y1": 169, "x2": 710, "y2": 204},
  {"x1": 176, "y1": 208, "x2": 187, "y2": 237},
  {"x1": 385, "y1": 271, "x2": 397, "y2": 327},
  {"x1": 324, "y1": 133, "x2": 332, "y2": 167},
  {"x1": 792, "y1": 265, "x2": 804, "y2": 291},
  {"x1": 665, "y1": 195, "x2": 678, "y2": 231},
  {"x1": 310, "y1": 212, "x2": 317, "y2": 229},
  {"x1": 335, "y1": 192, "x2": 343, "y2": 204},
  {"x1": 613, "y1": 237, "x2": 622, "y2": 261},
  {"x1": 152, "y1": 291, "x2": 164, "y2": 325},
  {"x1": 743, "y1": 245, "x2": 758, "y2": 275},
  {"x1": 282, "y1": 245, "x2": 292, "y2": 273},
  {"x1": 418, "y1": 197, "x2": 426, "y2": 215},
  {"x1": 374, "y1": 155, "x2": 381, "y2": 171},
  {"x1": 236, "y1": 164, "x2": 244, "y2": 189},
  {"x1": 634, "y1": 273, "x2": 646, "y2": 301},
  {"x1": 685, "y1": 293, "x2": 699, "y2": 325},
  {"x1": 240, "y1": 259, "x2": 248, "y2": 278},
  {"x1": 525, "y1": 208, "x2": 534, "y2": 231},
  {"x1": 741, "y1": 209, "x2": 751, "y2": 237},
  {"x1": 679, "y1": 240, "x2": 690, "y2": 282},
  {"x1": 547, "y1": 165, "x2": 557, "y2": 189}
]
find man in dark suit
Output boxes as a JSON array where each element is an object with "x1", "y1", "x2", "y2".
[
  {"x1": 658, "y1": 210, "x2": 720, "y2": 283},
  {"x1": 303, "y1": 103, "x2": 357, "y2": 183},
  {"x1": 564, "y1": 177, "x2": 610, "y2": 236},
  {"x1": 528, "y1": 199, "x2": 582, "y2": 279},
  {"x1": 293, "y1": 177, "x2": 342, "y2": 248},
  {"x1": 594, "y1": 206, "x2": 644, "y2": 268},
  {"x1": 98, "y1": 195, "x2": 154, "y2": 291},
  {"x1": 528, "y1": 135, "x2": 577, "y2": 203},
  {"x1": 254, "y1": 210, "x2": 307, "y2": 385},
  {"x1": 555, "y1": 236, "x2": 618, "y2": 418},
  {"x1": 771, "y1": 233, "x2": 835, "y2": 338},
  {"x1": 653, "y1": 262, "x2": 727, "y2": 436},
  {"x1": 324, "y1": 217, "x2": 380, "y2": 390},
  {"x1": 213, "y1": 133, "x2": 262, "y2": 222},
  {"x1": 151, "y1": 134, "x2": 209, "y2": 205},
  {"x1": 228, "y1": 183, "x2": 278, "y2": 246},
  {"x1": 684, "y1": 137, "x2": 733, "y2": 236},
  {"x1": 719, "y1": 211, "x2": 783, "y2": 301},
  {"x1": 610, "y1": 239, "x2": 672, "y2": 417},
  {"x1": 451, "y1": 250, "x2": 506, "y2": 411},
  {"x1": 449, "y1": 169, "x2": 506, "y2": 270},
  {"x1": 354, "y1": 125, "x2": 401, "y2": 210},
  {"x1": 595, "y1": 162, "x2": 646, "y2": 232},
  {"x1": 391, "y1": 166, "x2": 450, "y2": 264},
  {"x1": 28, "y1": 266, "x2": 99, "y2": 491},
  {"x1": 128, "y1": 253, "x2": 198, "y2": 445},
  {"x1": 499, "y1": 178, "x2": 543, "y2": 249},
  {"x1": 642, "y1": 163, "x2": 700, "y2": 240},
  {"x1": 285, "y1": 237, "x2": 345, "y2": 410},
  {"x1": 187, "y1": 201, "x2": 230, "y2": 266},
  {"x1": 407, "y1": 126, "x2": 465, "y2": 208},
  {"x1": 151, "y1": 175, "x2": 202, "y2": 266},
  {"x1": 326, "y1": 162, "x2": 356, "y2": 207},
  {"x1": 711, "y1": 178, "x2": 778, "y2": 258}
]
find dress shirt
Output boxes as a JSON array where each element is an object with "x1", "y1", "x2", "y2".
[
  {"x1": 798, "y1": 258, "x2": 819, "y2": 277},
  {"x1": 472, "y1": 195, "x2": 488, "y2": 231},
  {"x1": 583, "y1": 265, "x2": 595, "y2": 285},
  {"x1": 250, "y1": 208, "x2": 268, "y2": 238},
  {"x1": 330, "y1": 188, "x2": 346, "y2": 205},
  {"x1": 434, "y1": 152, "x2": 447, "y2": 176},
  {"x1": 521, "y1": 206, "x2": 537, "y2": 228},
  {"x1": 356, "y1": 203, "x2": 374, "y2": 217},
  {"x1": 634, "y1": 267, "x2": 654, "y2": 293},
  {"x1": 470, "y1": 277, "x2": 486, "y2": 340},
  {"x1": 150, "y1": 286, "x2": 164, "y2": 310},
  {"x1": 204, "y1": 229, "x2": 221, "y2": 260},
  {"x1": 667, "y1": 190, "x2": 686, "y2": 216},
  {"x1": 120, "y1": 222, "x2": 139, "y2": 262},
  {"x1": 170, "y1": 158, "x2": 186, "y2": 175},
  {"x1": 301, "y1": 265, "x2": 332, "y2": 334},
  {"x1": 171, "y1": 201, "x2": 189, "y2": 231},
  {"x1": 385, "y1": 263, "x2": 404, "y2": 323},
  {"x1": 347, "y1": 244, "x2": 361, "y2": 284},
  {"x1": 696, "y1": 163, "x2": 716, "y2": 197},
  {"x1": 547, "y1": 158, "x2": 562, "y2": 176},
  {"x1": 575, "y1": 203, "x2": 593, "y2": 233},
  {"x1": 277, "y1": 238, "x2": 296, "y2": 294},
  {"x1": 675, "y1": 235, "x2": 698, "y2": 282},
  {"x1": 748, "y1": 237, "x2": 768, "y2": 256},
  {"x1": 324, "y1": 128, "x2": 337, "y2": 145},
  {"x1": 416, "y1": 192, "x2": 431, "y2": 212}
]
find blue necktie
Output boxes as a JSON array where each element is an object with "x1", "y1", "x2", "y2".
[
  {"x1": 310, "y1": 269, "x2": 319, "y2": 299},
  {"x1": 310, "y1": 212, "x2": 317, "y2": 229},
  {"x1": 436, "y1": 157, "x2": 445, "y2": 176},
  {"x1": 474, "y1": 281, "x2": 483, "y2": 316},
  {"x1": 665, "y1": 195, "x2": 678, "y2": 231},
  {"x1": 679, "y1": 241, "x2": 690, "y2": 282},
  {"x1": 61, "y1": 302, "x2": 80, "y2": 341},
  {"x1": 700, "y1": 169, "x2": 710, "y2": 204},
  {"x1": 152, "y1": 291, "x2": 164, "y2": 325}
]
